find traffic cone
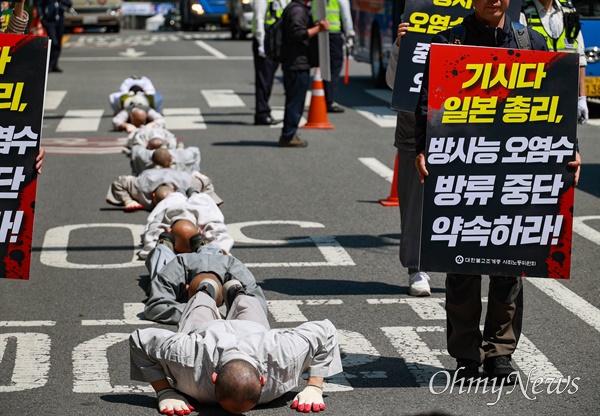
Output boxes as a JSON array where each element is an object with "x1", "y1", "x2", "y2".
[
  {"x1": 35, "y1": 19, "x2": 46, "y2": 36},
  {"x1": 380, "y1": 153, "x2": 400, "y2": 207},
  {"x1": 302, "y1": 67, "x2": 334, "y2": 130}
]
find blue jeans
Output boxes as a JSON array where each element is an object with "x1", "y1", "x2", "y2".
[{"x1": 281, "y1": 69, "x2": 310, "y2": 139}]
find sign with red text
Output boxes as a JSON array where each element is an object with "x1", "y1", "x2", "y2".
[
  {"x1": 419, "y1": 44, "x2": 578, "y2": 279},
  {"x1": 0, "y1": 35, "x2": 49, "y2": 279}
]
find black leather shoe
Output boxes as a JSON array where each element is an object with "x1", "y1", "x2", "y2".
[
  {"x1": 454, "y1": 359, "x2": 480, "y2": 383},
  {"x1": 278, "y1": 134, "x2": 308, "y2": 148},
  {"x1": 483, "y1": 355, "x2": 518, "y2": 384},
  {"x1": 51, "y1": 67, "x2": 63, "y2": 73},
  {"x1": 254, "y1": 116, "x2": 280, "y2": 125},
  {"x1": 327, "y1": 102, "x2": 345, "y2": 113}
]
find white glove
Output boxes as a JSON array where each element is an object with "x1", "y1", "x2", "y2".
[
  {"x1": 156, "y1": 388, "x2": 194, "y2": 415},
  {"x1": 577, "y1": 96, "x2": 588, "y2": 125},
  {"x1": 291, "y1": 385, "x2": 325, "y2": 412},
  {"x1": 345, "y1": 36, "x2": 354, "y2": 50},
  {"x1": 258, "y1": 45, "x2": 266, "y2": 58}
]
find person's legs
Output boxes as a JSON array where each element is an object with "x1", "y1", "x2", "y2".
[
  {"x1": 177, "y1": 291, "x2": 221, "y2": 333},
  {"x1": 106, "y1": 175, "x2": 140, "y2": 205},
  {"x1": 446, "y1": 273, "x2": 483, "y2": 363},
  {"x1": 54, "y1": 20, "x2": 65, "y2": 69},
  {"x1": 43, "y1": 22, "x2": 59, "y2": 70},
  {"x1": 324, "y1": 33, "x2": 344, "y2": 107},
  {"x1": 281, "y1": 69, "x2": 310, "y2": 140},
  {"x1": 483, "y1": 276, "x2": 523, "y2": 356},
  {"x1": 253, "y1": 38, "x2": 279, "y2": 122},
  {"x1": 226, "y1": 295, "x2": 270, "y2": 330}
]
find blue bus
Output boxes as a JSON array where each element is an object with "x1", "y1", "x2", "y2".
[
  {"x1": 573, "y1": 0, "x2": 600, "y2": 99},
  {"x1": 179, "y1": 0, "x2": 230, "y2": 31}
]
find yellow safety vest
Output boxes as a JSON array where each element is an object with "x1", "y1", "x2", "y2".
[
  {"x1": 522, "y1": 0, "x2": 579, "y2": 53},
  {"x1": 253, "y1": 0, "x2": 287, "y2": 33},
  {"x1": 312, "y1": 0, "x2": 342, "y2": 33}
]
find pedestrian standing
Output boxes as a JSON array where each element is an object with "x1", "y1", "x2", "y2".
[
  {"x1": 252, "y1": 0, "x2": 290, "y2": 125},
  {"x1": 35, "y1": 0, "x2": 72, "y2": 73},
  {"x1": 520, "y1": 0, "x2": 589, "y2": 124},
  {"x1": 414, "y1": 0, "x2": 582, "y2": 384},
  {"x1": 386, "y1": 22, "x2": 431, "y2": 297},
  {"x1": 313, "y1": 0, "x2": 355, "y2": 113},
  {"x1": 279, "y1": 0, "x2": 329, "y2": 147}
]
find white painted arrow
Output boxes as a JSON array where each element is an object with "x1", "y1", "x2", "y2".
[{"x1": 118, "y1": 48, "x2": 146, "y2": 58}]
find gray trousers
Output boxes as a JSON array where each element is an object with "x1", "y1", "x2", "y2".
[
  {"x1": 178, "y1": 292, "x2": 270, "y2": 333},
  {"x1": 106, "y1": 176, "x2": 153, "y2": 210},
  {"x1": 446, "y1": 274, "x2": 523, "y2": 363}
]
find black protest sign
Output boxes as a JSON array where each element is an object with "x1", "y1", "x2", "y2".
[
  {"x1": 0, "y1": 34, "x2": 49, "y2": 279},
  {"x1": 419, "y1": 44, "x2": 578, "y2": 279}
]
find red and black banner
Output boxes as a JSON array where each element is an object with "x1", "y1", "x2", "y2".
[
  {"x1": 0, "y1": 34, "x2": 49, "y2": 279},
  {"x1": 419, "y1": 44, "x2": 579, "y2": 279},
  {"x1": 391, "y1": 0, "x2": 521, "y2": 112}
]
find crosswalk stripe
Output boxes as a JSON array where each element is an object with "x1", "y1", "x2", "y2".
[
  {"x1": 56, "y1": 110, "x2": 104, "y2": 132},
  {"x1": 268, "y1": 107, "x2": 307, "y2": 129},
  {"x1": 201, "y1": 89, "x2": 246, "y2": 107},
  {"x1": 163, "y1": 108, "x2": 207, "y2": 130},
  {"x1": 355, "y1": 106, "x2": 397, "y2": 127},
  {"x1": 194, "y1": 40, "x2": 227, "y2": 59},
  {"x1": 45, "y1": 91, "x2": 66, "y2": 111},
  {"x1": 359, "y1": 157, "x2": 393, "y2": 182}
]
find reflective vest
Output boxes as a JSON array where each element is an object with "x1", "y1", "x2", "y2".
[
  {"x1": 253, "y1": 0, "x2": 288, "y2": 33},
  {"x1": 312, "y1": 0, "x2": 341, "y2": 33},
  {"x1": 522, "y1": 0, "x2": 579, "y2": 52}
]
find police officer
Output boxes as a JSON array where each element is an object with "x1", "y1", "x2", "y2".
[
  {"x1": 35, "y1": 0, "x2": 72, "y2": 73},
  {"x1": 520, "y1": 0, "x2": 589, "y2": 124},
  {"x1": 252, "y1": 0, "x2": 290, "y2": 125},
  {"x1": 312, "y1": 0, "x2": 355, "y2": 113}
]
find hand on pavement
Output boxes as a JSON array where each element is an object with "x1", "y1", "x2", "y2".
[
  {"x1": 157, "y1": 388, "x2": 194, "y2": 416},
  {"x1": 291, "y1": 385, "x2": 325, "y2": 412}
]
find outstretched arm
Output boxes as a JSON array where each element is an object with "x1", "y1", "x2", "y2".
[{"x1": 152, "y1": 379, "x2": 195, "y2": 416}]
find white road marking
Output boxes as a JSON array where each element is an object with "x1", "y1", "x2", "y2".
[
  {"x1": 268, "y1": 107, "x2": 307, "y2": 128},
  {"x1": 201, "y1": 89, "x2": 246, "y2": 107},
  {"x1": 527, "y1": 278, "x2": 600, "y2": 333},
  {"x1": 227, "y1": 220, "x2": 355, "y2": 267},
  {"x1": 194, "y1": 40, "x2": 227, "y2": 59},
  {"x1": 0, "y1": 333, "x2": 51, "y2": 392},
  {"x1": 40, "y1": 224, "x2": 145, "y2": 269},
  {"x1": 72, "y1": 333, "x2": 153, "y2": 393},
  {"x1": 44, "y1": 90, "x2": 66, "y2": 111},
  {"x1": 56, "y1": 109, "x2": 104, "y2": 132},
  {"x1": 81, "y1": 303, "x2": 155, "y2": 326},
  {"x1": 382, "y1": 326, "x2": 563, "y2": 387},
  {"x1": 354, "y1": 106, "x2": 397, "y2": 127},
  {"x1": 359, "y1": 157, "x2": 393, "y2": 182},
  {"x1": 267, "y1": 299, "x2": 343, "y2": 322},
  {"x1": 163, "y1": 107, "x2": 207, "y2": 130},
  {"x1": 0, "y1": 321, "x2": 56, "y2": 326},
  {"x1": 573, "y1": 215, "x2": 600, "y2": 245}
]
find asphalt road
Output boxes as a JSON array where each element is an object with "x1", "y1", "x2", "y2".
[{"x1": 0, "y1": 29, "x2": 599, "y2": 416}]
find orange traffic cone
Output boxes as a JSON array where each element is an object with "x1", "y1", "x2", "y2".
[
  {"x1": 380, "y1": 153, "x2": 400, "y2": 207},
  {"x1": 302, "y1": 67, "x2": 334, "y2": 130},
  {"x1": 35, "y1": 19, "x2": 46, "y2": 36}
]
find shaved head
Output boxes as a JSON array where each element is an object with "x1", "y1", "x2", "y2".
[
  {"x1": 171, "y1": 219, "x2": 200, "y2": 253},
  {"x1": 130, "y1": 107, "x2": 148, "y2": 127},
  {"x1": 152, "y1": 148, "x2": 173, "y2": 167},
  {"x1": 215, "y1": 360, "x2": 262, "y2": 414}
]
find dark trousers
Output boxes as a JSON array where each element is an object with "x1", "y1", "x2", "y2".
[
  {"x1": 253, "y1": 38, "x2": 279, "y2": 120},
  {"x1": 446, "y1": 274, "x2": 523, "y2": 364},
  {"x1": 323, "y1": 33, "x2": 344, "y2": 106},
  {"x1": 43, "y1": 20, "x2": 65, "y2": 71},
  {"x1": 281, "y1": 69, "x2": 310, "y2": 139}
]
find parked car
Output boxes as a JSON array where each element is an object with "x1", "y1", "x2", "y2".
[
  {"x1": 227, "y1": 0, "x2": 252, "y2": 39},
  {"x1": 64, "y1": 1, "x2": 121, "y2": 33}
]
